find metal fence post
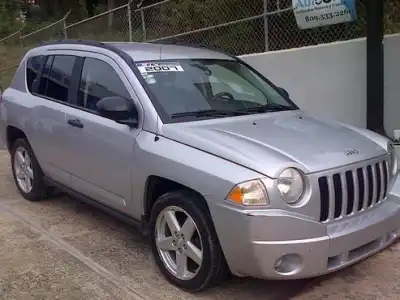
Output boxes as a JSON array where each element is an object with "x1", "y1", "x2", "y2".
[
  {"x1": 62, "y1": 19, "x2": 68, "y2": 39},
  {"x1": 19, "y1": 28, "x2": 24, "y2": 50},
  {"x1": 140, "y1": 9, "x2": 147, "y2": 41},
  {"x1": 62, "y1": 11, "x2": 71, "y2": 40},
  {"x1": 19, "y1": 28, "x2": 25, "y2": 60},
  {"x1": 127, "y1": 2, "x2": 133, "y2": 42},
  {"x1": 263, "y1": 0, "x2": 269, "y2": 51}
]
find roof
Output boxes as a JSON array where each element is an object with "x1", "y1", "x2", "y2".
[
  {"x1": 30, "y1": 40, "x2": 235, "y2": 64},
  {"x1": 108, "y1": 42, "x2": 235, "y2": 61}
]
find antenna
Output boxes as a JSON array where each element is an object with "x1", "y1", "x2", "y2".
[{"x1": 154, "y1": 115, "x2": 160, "y2": 142}]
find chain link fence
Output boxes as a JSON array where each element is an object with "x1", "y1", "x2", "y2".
[
  {"x1": 21, "y1": 19, "x2": 67, "y2": 46},
  {"x1": 1, "y1": 0, "x2": 400, "y2": 87},
  {"x1": 0, "y1": 29, "x2": 24, "y2": 84},
  {"x1": 66, "y1": 5, "x2": 132, "y2": 42},
  {"x1": 266, "y1": 0, "x2": 367, "y2": 51},
  {"x1": 65, "y1": 0, "x2": 170, "y2": 42},
  {"x1": 0, "y1": 12, "x2": 70, "y2": 88},
  {"x1": 145, "y1": 0, "x2": 369, "y2": 54}
]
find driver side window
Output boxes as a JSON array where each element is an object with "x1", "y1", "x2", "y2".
[{"x1": 78, "y1": 58, "x2": 131, "y2": 112}]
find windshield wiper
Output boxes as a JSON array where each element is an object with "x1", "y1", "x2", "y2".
[
  {"x1": 171, "y1": 109, "x2": 248, "y2": 119},
  {"x1": 237, "y1": 103, "x2": 296, "y2": 113}
]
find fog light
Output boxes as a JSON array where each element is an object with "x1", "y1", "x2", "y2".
[
  {"x1": 386, "y1": 229, "x2": 400, "y2": 243},
  {"x1": 274, "y1": 254, "x2": 302, "y2": 275},
  {"x1": 390, "y1": 229, "x2": 400, "y2": 240}
]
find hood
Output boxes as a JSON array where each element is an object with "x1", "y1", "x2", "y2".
[{"x1": 161, "y1": 111, "x2": 387, "y2": 178}]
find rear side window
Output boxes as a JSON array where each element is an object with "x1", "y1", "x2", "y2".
[
  {"x1": 45, "y1": 55, "x2": 77, "y2": 102},
  {"x1": 26, "y1": 55, "x2": 45, "y2": 93},
  {"x1": 38, "y1": 56, "x2": 54, "y2": 96},
  {"x1": 34, "y1": 55, "x2": 77, "y2": 103}
]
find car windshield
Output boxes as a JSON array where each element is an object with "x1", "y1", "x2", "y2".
[{"x1": 135, "y1": 59, "x2": 298, "y2": 122}]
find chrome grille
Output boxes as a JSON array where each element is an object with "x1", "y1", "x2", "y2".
[{"x1": 319, "y1": 160, "x2": 389, "y2": 222}]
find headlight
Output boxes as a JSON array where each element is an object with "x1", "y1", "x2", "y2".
[
  {"x1": 387, "y1": 142, "x2": 398, "y2": 176},
  {"x1": 277, "y1": 168, "x2": 305, "y2": 205},
  {"x1": 226, "y1": 179, "x2": 269, "y2": 206}
]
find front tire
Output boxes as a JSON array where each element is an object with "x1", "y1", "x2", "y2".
[
  {"x1": 10, "y1": 138, "x2": 51, "y2": 201},
  {"x1": 149, "y1": 190, "x2": 228, "y2": 292}
]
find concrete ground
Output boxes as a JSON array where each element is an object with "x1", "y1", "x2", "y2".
[{"x1": 1, "y1": 150, "x2": 400, "y2": 300}]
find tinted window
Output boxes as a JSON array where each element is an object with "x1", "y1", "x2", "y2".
[
  {"x1": 26, "y1": 55, "x2": 45, "y2": 93},
  {"x1": 37, "y1": 56, "x2": 54, "y2": 96},
  {"x1": 78, "y1": 58, "x2": 131, "y2": 111},
  {"x1": 44, "y1": 55, "x2": 76, "y2": 102},
  {"x1": 134, "y1": 59, "x2": 296, "y2": 120}
]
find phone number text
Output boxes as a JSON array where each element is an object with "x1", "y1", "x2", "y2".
[{"x1": 304, "y1": 9, "x2": 352, "y2": 22}]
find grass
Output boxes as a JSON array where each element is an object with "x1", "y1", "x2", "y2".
[
  {"x1": 0, "y1": 26, "x2": 144, "y2": 88},
  {"x1": 0, "y1": 66, "x2": 17, "y2": 89},
  {"x1": 0, "y1": 20, "x2": 147, "y2": 87},
  {"x1": 0, "y1": 46, "x2": 21, "y2": 88},
  {"x1": 0, "y1": 44, "x2": 34, "y2": 88}
]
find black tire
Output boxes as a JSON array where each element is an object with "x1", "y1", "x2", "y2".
[
  {"x1": 149, "y1": 190, "x2": 228, "y2": 293},
  {"x1": 10, "y1": 138, "x2": 52, "y2": 201}
]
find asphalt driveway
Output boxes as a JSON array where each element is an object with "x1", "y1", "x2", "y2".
[{"x1": 1, "y1": 150, "x2": 400, "y2": 300}]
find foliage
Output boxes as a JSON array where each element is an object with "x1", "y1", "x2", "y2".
[
  {"x1": 0, "y1": 0, "x2": 398, "y2": 87},
  {"x1": 143, "y1": 0, "x2": 370, "y2": 54},
  {"x1": 0, "y1": 0, "x2": 399, "y2": 43},
  {"x1": 384, "y1": 0, "x2": 400, "y2": 34},
  {"x1": 0, "y1": 0, "x2": 399, "y2": 66},
  {"x1": 0, "y1": 0, "x2": 24, "y2": 36}
]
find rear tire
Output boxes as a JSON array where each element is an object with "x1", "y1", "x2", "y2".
[
  {"x1": 10, "y1": 138, "x2": 52, "y2": 201},
  {"x1": 149, "y1": 190, "x2": 228, "y2": 292}
]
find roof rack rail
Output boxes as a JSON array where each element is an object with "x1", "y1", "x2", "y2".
[
  {"x1": 37, "y1": 39, "x2": 121, "y2": 52},
  {"x1": 149, "y1": 40, "x2": 208, "y2": 47},
  {"x1": 36, "y1": 38, "x2": 136, "y2": 64}
]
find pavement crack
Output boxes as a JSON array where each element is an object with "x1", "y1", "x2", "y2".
[{"x1": 0, "y1": 202, "x2": 148, "y2": 300}]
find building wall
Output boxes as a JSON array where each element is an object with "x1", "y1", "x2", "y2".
[
  {"x1": 241, "y1": 33, "x2": 400, "y2": 138},
  {"x1": 383, "y1": 34, "x2": 400, "y2": 139}
]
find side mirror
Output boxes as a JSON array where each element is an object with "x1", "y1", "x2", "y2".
[
  {"x1": 277, "y1": 87, "x2": 290, "y2": 98},
  {"x1": 96, "y1": 96, "x2": 138, "y2": 127}
]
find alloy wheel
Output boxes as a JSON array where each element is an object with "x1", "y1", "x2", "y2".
[
  {"x1": 13, "y1": 146, "x2": 34, "y2": 193},
  {"x1": 155, "y1": 206, "x2": 203, "y2": 281}
]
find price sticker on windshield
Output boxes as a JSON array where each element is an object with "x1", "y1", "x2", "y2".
[{"x1": 136, "y1": 62, "x2": 184, "y2": 74}]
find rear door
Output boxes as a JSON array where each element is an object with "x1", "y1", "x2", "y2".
[
  {"x1": 60, "y1": 52, "x2": 142, "y2": 212},
  {"x1": 28, "y1": 54, "x2": 80, "y2": 185}
]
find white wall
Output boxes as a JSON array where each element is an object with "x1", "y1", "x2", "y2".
[
  {"x1": 383, "y1": 34, "x2": 400, "y2": 138},
  {"x1": 240, "y1": 34, "x2": 400, "y2": 137}
]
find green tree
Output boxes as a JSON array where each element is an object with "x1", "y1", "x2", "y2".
[
  {"x1": 36, "y1": 0, "x2": 88, "y2": 22},
  {"x1": 0, "y1": 0, "x2": 23, "y2": 36}
]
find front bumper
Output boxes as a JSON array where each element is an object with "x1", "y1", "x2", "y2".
[{"x1": 209, "y1": 194, "x2": 400, "y2": 279}]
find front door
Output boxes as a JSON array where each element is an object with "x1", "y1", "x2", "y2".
[{"x1": 62, "y1": 53, "x2": 142, "y2": 212}]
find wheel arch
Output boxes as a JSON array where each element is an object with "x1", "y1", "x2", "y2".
[
  {"x1": 6, "y1": 125, "x2": 27, "y2": 151},
  {"x1": 143, "y1": 175, "x2": 210, "y2": 221}
]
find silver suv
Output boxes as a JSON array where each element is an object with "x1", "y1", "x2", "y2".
[{"x1": 1, "y1": 40, "x2": 400, "y2": 292}]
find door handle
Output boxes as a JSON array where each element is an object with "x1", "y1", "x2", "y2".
[{"x1": 67, "y1": 118, "x2": 84, "y2": 129}]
